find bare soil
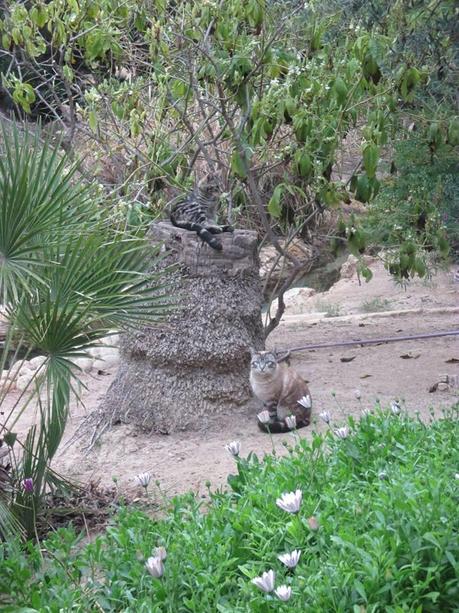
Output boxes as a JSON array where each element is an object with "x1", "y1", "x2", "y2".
[{"x1": 3, "y1": 260, "x2": 458, "y2": 502}]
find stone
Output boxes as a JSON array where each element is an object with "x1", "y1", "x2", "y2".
[
  {"x1": 438, "y1": 374, "x2": 449, "y2": 383},
  {"x1": 266, "y1": 286, "x2": 316, "y2": 318},
  {"x1": 98, "y1": 222, "x2": 264, "y2": 433},
  {"x1": 259, "y1": 239, "x2": 313, "y2": 290},
  {"x1": 71, "y1": 357, "x2": 94, "y2": 373},
  {"x1": 437, "y1": 382, "x2": 449, "y2": 392},
  {"x1": 340, "y1": 254, "x2": 378, "y2": 280},
  {"x1": 88, "y1": 347, "x2": 103, "y2": 359},
  {"x1": 29, "y1": 355, "x2": 47, "y2": 370},
  {"x1": 16, "y1": 373, "x2": 34, "y2": 392}
]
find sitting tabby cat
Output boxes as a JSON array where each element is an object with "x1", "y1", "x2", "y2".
[
  {"x1": 249, "y1": 350, "x2": 312, "y2": 433},
  {"x1": 169, "y1": 176, "x2": 233, "y2": 251}
]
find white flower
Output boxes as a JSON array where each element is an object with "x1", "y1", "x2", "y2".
[
  {"x1": 378, "y1": 471, "x2": 387, "y2": 480},
  {"x1": 278, "y1": 549, "x2": 301, "y2": 569},
  {"x1": 285, "y1": 415, "x2": 297, "y2": 430},
  {"x1": 297, "y1": 395, "x2": 312, "y2": 409},
  {"x1": 145, "y1": 556, "x2": 164, "y2": 578},
  {"x1": 257, "y1": 410, "x2": 271, "y2": 424},
  {"x1": 153, "y1": 546, "x2": 167, "y2": 560},
  {"x1": 455, "y1": 473, "x2": 459, "y2": 480},
  {"x1": 276, "y1": 489, "x2": 302, "y2": 514},
  {"x1": 354, "y1": 389, "x2": 361, "y2": 400},
  {"x1": 391, "y1": 401, "x2": 401, "y2": 415},
  {"x1": 334, "y1": 426, "x2": 350, "y2": 439},
  {"x1": 275, "y1": 585, "x2": 292, "y2": 601},
  {"x1": 319, "y1": 410, "x2": 331, "y2": 424},
  {"x1": 225, "y1": 440, "x2": 241, "y2": 456},
  {"x1": 135, "y1": 472, "x2": 151, "y2": 488},
  {"x1": 251, "y1": 569, "x2": 275, "y2": 593}
]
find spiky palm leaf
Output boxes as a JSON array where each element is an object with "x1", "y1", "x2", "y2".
[
  {"x1": 0, "y1": 123, "x2": 171, "y2": 538},
  {"x1": 0, "y1": 124, "x2": 92, "y2": 304}
]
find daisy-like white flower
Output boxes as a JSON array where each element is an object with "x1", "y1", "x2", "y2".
[
  {"x1": 225, "y1": 440, "x2": 241, "y2": 457},
  {"x1": 378, "y1": 471, "x2": 388, "y2": 480},
  {"x1": 334, "y1": 426, "x2": 350, "y2": 439},
  {"x1": 319, "y1": 410, "x2": 331, "y2": 424},
  {"x1": 153, "y1": 546, "x2": 167, "y2": 560},
  {"x1": 285, "y1": 415, "x2": 297, "y2": 430},
  {"x1": 251, "y1": 569, "x2": 275, "y2": 593},
  {"x1": 354, "y1": 389, "x2": 361, "y2": 400},
  {"x1": 275, "y1": 585, "x2": 292, "y2": 601},
  {"x1": 145, "y1": 556, "x2": 164, "y2": 578},
  {"x1": 276, "y1": 489, "x2": 302, "y2": 514},
  {"x1": 278, "y1": 549, "x2": 301, "y2": 569},
  {"x1": 390, "y1": 400, "x2": 401, "y2": 415},
  {"x1": 455, "y1": 473, "x2": 459, "y2": 480},
  {"x1": 135, "y1": 472, "x2": 151, "y2": 488},
  {"x1": 297, "y1": 395, "x2": 312, "y2": 410},
  {"x1": 257, "y1": 410, "x2": 271, "y2": 425}
]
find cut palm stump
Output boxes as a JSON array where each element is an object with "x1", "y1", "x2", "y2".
[{"x1": 99, "y1": 222, "x2": 264, "y2": 433}]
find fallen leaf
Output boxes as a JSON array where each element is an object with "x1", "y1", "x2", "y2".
[
  {"x1": 360, "y1": 374, "x2": 372, "y2": 379},
  {"x1": 429, "y1": 383, "x2": 438, "y2": 393},
  {"x1": 445, "y1": 358, "x2": 459, "y2": 363},
  {"x1": 400, "y1": 353, "x2": 420, "y2": 359},
  {"x1": 340, "y1": 356, "x2": 356, "y2": 362}
]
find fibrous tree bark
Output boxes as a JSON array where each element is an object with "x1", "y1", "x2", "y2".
[{"x1": 99, "y1": 222, "x2": 264, "y2": 433}]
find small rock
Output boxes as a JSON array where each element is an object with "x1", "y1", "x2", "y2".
[
  {"x1": 71, "y1": 357, "x2": 94, "y2": 373},
  {"x1": 438, "y1": 374, "x2": 449, "y2": 383},
  {"x1": 437, "y1": 382, "x2": 449, "y2": 392},
  {"x1": 29, "y1": 355, "x2": 47, "y2": 370},
  {"x1": 7, "y1": 363, "x2": 22, "y2": 378},
  {"x1": 93, "y1": 359, "x2": 112, "y2": 372},
  {"x1": 16, "y1": 373, "x2": 34, "y2": 392},
  {"x1": 18, "y1": 362, "x2": 35, "y2": 379}
]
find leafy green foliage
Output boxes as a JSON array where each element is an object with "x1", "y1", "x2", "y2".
[
  {"x1": 1, "y1": 408, "x2": 458, "y2": 610},
  {"x1": 360, "y1": 135, "x2": 458, "y2": 279},
  {"x1": 0, "y1": 125, "x2": 170, "y2": 538},
  {"x1": 0, "y1": 1, "x2": 414, "y2": 230}
]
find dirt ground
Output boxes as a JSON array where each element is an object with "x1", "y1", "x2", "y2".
[{"x1": 3, "y1": 258, "x2": 458, "y2": 502}]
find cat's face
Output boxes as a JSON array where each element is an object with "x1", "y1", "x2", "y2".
[
  {"x1": 198, "y1": 174, "x2": 220, "y2": 196},
  {"x1": 250, "y1": 351, "x2": 278, "y2": 376}
]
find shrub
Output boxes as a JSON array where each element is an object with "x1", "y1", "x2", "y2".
[{"x1": 1, "y1": 407, "x2": 458, "y2": 611}]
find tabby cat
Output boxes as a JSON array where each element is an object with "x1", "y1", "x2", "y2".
[
  {"x1": 249, "y1": 350, "x2": 312, "y2": 433},
  {"x1": 169, "y1": 176, "x2": 233, "y2": 251}
]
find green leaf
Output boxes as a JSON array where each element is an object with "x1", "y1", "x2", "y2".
[
  {"x1": 355, "y1": 174, "x2": 371, "y2": 203},
  {"x1": 362, "y1": 143, "x2": 379, "y2": 179},
  {"x1": 230, "y1": 149, "x2": 248, "y2": 179},
  {"x1": 268, "y1": 185, "x2": 283, "y2": 218},
  {"x1": 88, "y1": 110, "x2": 98, "y2": 133},
  {"x1": 334, "y1": 77, "x2": 348, "y2": 106}
]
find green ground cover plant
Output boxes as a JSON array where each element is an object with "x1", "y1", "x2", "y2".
[{"x1": 1, "y1": 407, "x2": 458, "y2": 612}]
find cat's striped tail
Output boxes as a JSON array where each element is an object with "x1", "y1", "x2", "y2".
[
  {"x1": 257, "y1": 419, "x2": 310, "y2": 433},
  {"x1": 170, "y1": 215, "x2": 223, "y2": 251}
]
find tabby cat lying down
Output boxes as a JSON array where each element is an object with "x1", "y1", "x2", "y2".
[
  {"x1": 249, "y1": 350, "x2": 312, "y2": 433},
  {"x1": 169, "y1": 176, "x2": 233, "y2": 251}
]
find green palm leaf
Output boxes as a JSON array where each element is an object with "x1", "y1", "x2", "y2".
[{"x1": 0, "y1": 123, "x2": 172, "y2": 538}]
